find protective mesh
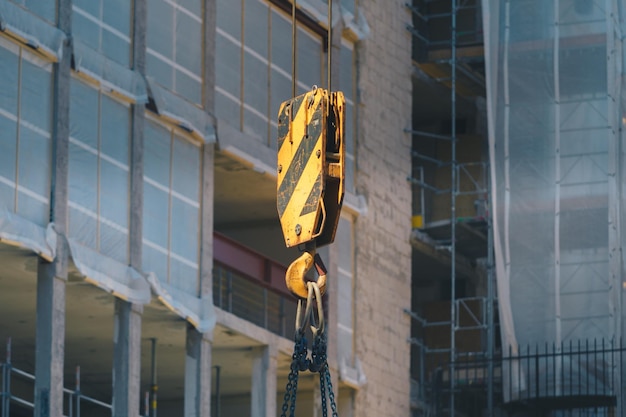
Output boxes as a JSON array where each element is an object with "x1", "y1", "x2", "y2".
[{"x1": 483, "y1": 0, "x2": 625, "y2": 401}]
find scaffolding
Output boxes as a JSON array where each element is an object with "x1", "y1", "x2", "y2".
[
  {"x1": 406, "y1": 1, "x2": 495, "y2": 416},
  {"x1": 407, "y1": 0, "x2": 626, "y2": 416}
]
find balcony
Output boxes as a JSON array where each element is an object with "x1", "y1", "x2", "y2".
[{"x1": 213, "y1": 233, "x2": 297, "y2": 340}]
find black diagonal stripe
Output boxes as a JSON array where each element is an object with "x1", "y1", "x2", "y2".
[
  {"x1": 277, "y1": 101, "x2": 324, "y2": 217},
  {"x1": 300, "y1": 171, "x2": 322, "y2": 216},
  {"x1": 277, "y1": 94, "x2": 306, "y2": 152}
]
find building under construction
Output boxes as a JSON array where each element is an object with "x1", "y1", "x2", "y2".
[{"x1": 0, "y1": 0, "x2": 625, "y2": 416}]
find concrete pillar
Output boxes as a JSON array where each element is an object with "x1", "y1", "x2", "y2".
[
  {"x1": 35, "y1": 261, "x2": 66, "y2": 417},
  {"x1": 251, "y1": 345, "x2": 277, "y2": 417},
  {"x1": 184, "y1": 326, "x2": 213, "y2": 417},
  {"x1": 34, "y1": 0, "x2": 71, "y2": 415},
  {"x1": 112, "y1": 300, "x2": 143, "y2": 417},
  {"x1": 111, "y1": 0, "x2": 146, "y2": 415}
]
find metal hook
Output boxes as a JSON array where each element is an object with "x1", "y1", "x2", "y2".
[{"x1": 285, "y1": 247, "x2": 327, "y2": 299}]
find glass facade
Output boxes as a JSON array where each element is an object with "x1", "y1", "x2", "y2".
[
  {"x1": 68, "y1": 77, "x2": 131, "y2": 263},
  {"x1": 72, "y1": 0, "x2": 132, "y2": 67},
  {"x1": 147, "y1": 0, "x2": 204, "y2": 105},
  {"x1": 216, "y1": 0, "x2": 324, "y2": 147},
  {"x1": 0, "y1": 38, "x2": 53, "y2": 227},
  {"x1": 143, "y1": 119, "x2": 202, "y2": 295}
]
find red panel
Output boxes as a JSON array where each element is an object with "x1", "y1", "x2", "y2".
[{"x1": 213, "y1": 233, "x2": 291, "y2": 297}]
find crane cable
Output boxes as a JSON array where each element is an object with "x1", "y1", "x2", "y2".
[{"x1": 279, "y1": 2, "x2": 338, "y2": 416}]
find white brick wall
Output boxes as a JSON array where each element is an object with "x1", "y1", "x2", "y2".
[{"x1": 353, "y1": 0, "x2": 413, "y2": 415}]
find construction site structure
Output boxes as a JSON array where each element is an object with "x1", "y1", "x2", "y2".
[{"x1": 407, "y1": 0, "x2": 626, "y2": 416}]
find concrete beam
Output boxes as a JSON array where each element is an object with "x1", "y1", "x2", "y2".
[
  {"x1": 251, "y1": 345, "x2": 277, "y2": 417},
  {"x1": 112, "y1": 300, "x2": 143, "y2": 417},
  {"x1": 184, "y1": 325, "x2": 213, "y2": 417}
]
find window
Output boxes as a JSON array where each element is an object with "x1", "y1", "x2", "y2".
[
  {"x1": 0, "y1": 38, "x2": 53, "y2": 227},
  {"x1": 340, "y1": 41, "x2": 356, "y2": 193},
  {"x1": 216, "y1": 0, "x2": 324, "y2": 148},
  {"x1": 72, "y1": 0, "x2": 132, "y2": 67},
  {"x1": 335, "y1": 215, "x2": 355, "y2": 364},
  {"x1": 68, "y1": 77, "x2": 131, "y2": 264},
  {"x1": 9, "y1": 0, "x2": 56, "y2": 24},
  {"x1": 147, "y1": 0, "x2": 203, "y2": 105},
  {"x1": 143, "y1": 119, "x2": 202, "y2": 296}
]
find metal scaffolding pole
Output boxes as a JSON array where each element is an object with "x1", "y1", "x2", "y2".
[{"x1": 449, "y1": 0, "x2": 458, "y2": 415}]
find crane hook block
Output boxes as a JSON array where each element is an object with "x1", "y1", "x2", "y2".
[{"x1": 276, "y1": 88, "x2": 345, "y2": 248}]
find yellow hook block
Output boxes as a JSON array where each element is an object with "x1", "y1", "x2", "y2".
[{"x1": 285, "y1": 250, "x2": 327, "y2": 299}]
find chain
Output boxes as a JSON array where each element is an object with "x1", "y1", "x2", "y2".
[
  {"x1": 324, "y1": 363, "x2": 339, "y2": 417},
  {"x1": 281, "y1": 281, "x2": 338, "y2": 416}
]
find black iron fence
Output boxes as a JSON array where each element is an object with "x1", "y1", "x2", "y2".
[{"x1": 414, "y1": 339, "x2": 626, "y2": 417}]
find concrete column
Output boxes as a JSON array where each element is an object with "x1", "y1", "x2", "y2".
[
  {"x1": 184, "y1": 326, "x2": 212, "y2": 417},
  {"x1": 251, "y1": 345, "x2": 277, "y2": 417},
  {"x1": 112, "y1": 1, "x2": 147, "y2": 415},
  {"x1": 112, "y1": 301, "x2": 143, "y2": 417},
  {"x1": 35, "y1": 262, "x2": 67, "y2": 417},
  {"x1": 34, "y1": 0, "x2": 71, "y2": 415}
]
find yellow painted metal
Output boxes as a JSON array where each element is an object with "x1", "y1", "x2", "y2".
[
  {"x1": 285, "y1": 250, "x2": 327, "y2": 299},
  {"x1": 412, "y1": 214, "x2": 424, "y2": 229},
  {"x1": 276, "y1": 88, "x2": 345, "y2": 248}
]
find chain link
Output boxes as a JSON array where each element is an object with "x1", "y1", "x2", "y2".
[{"x1": 280, "y1": 301, "x2": 338, "y2": 416}]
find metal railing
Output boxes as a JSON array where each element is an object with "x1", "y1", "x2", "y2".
[
  {"x1": 213, "y1": 264, "x2": 298, "y2": 340},
  {"x1": 409, "y1": 337, "x2": 626, "y2": 416},
  {"x1": 1, "y1": 338, "x2": 147, "y2": 417}
]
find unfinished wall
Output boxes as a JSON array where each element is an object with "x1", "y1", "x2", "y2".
[{"x1": 353, "y1": 0, "x2": 413, "y2": 415}]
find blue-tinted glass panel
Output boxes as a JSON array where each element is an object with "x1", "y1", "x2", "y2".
[
  {"x1": 143, "y1": 243, "x2": 168, "y2": 280},
  {"x1": 147, "y1": 0, "x2": 174, "y2": 57},
  {"x1": 69, "y1": 207, "x2": 98, "y2": 249},
  {"x1": 70, "y1": 78, "x2": 99, "y2": 148},
  {"x1": 20, "y1": 61, "x2": 51, "y2": 132},
  {"x1": 143, "y1": 181, "x2": 169, "y2": 247},
  {"x1": 0, "y1": 183, "x2": 15, "y2": 212},
  {"x1": 244, "y1": 52, "x2": 268, "y2": 113},
  {"x1": 99, "y1": 223, "x2": 128, "y2": 263},
  {"x1": 270, "y1": 69, "x2": 290, "y2": 120},
  {"x1": 25, "y1": 0, "x2": 56, "y2": 23},
  {"x1": 216, "y1": 34, "x2": 241, "y2": 98},
  {"x1": 170, "y1": 259, "x2": 198, "y2": 294},
  {"x1": 100, "y1": 160, "x2": 128, "y2": 228},
  {"x1": 100, "y1": 96, "x2": 129, "y2": 163},
  {"x1": 270, "y1": 10, "x2": 292, "y2": 72},
  {"x1": 296, "y1": 29, "x2": 321, "y2": 89},
  {"x1": 102, "y1": 31, "x2": 130, "y2": 67},
  {"x1": 178, "y1": 0, "x2": 202, "y2": 17},
  {"x1": 103, "y1": 0, "x2": 131, "y2": 34},
  {"x1": 171, "y1": 138, "x2": 200, "y2": 201},
  {"x1": 73, "y1": 0, "x2": 98, "y2": 17},
  {"x1": 73, "y1": 8, "x2": 100, "y2": 52},
  {"x1": 175, "y1": 70, "x2": 202, "y2": 105},
  {"x1": 243, "y1": 108, "x2": 267, "y2": 143},
  {"x1": 18, "y1": 128, "x2": 51, "y2": 198},
  {"x1": 68, "y1": 142, "x2": 98, "y2": 212},
  {"x1": 147, "y1": 54, "x2": 174, "y2": 91},
  {"x1": 340, "y1": 45, "x2": 353, "y2": 101},
  {"x1": 345, "y1": 102, "x2": 354, "y2": 155},
  {"x1": 18, "y1": 194, "x2": 48, "y2": 226},
  {"x1": 0, "y1": 45, "x2": 19, "y2": 114},
  {"x1": 216, "y1": 0, "x2": 242, "y2": 40},
  {"x1": 215, "y1": 91, "x2": 241, "y2": 129},
  {"x1": 144, "y1": 122, "x2": 171, "y2": 185},
  {"x1": 175, "y1": 11, "x2": 202, "y2": 75},
  {"x1": 0, "y1": 115, "x2": 17, "y2": 182},
  {"x1": 170, "y1": 197, "x2": 199, "y2": 259},
  {"x1": 244, "y1": 0, "x2": 268, "y2": 56}
]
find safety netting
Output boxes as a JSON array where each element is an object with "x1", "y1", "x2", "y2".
[{"x1": 483, "y1": 0, "x2": 625, "y2": 402}]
